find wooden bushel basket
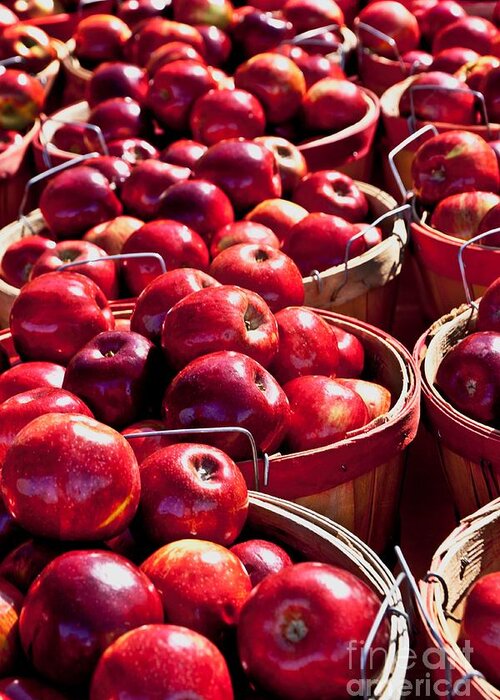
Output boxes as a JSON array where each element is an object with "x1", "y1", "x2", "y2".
[
  {"x1": 414, "y1": 303, "x2": 500, "y2": 519},
  {"x1": 418, "y1": 499, "x2": 500, "y2": 699}
]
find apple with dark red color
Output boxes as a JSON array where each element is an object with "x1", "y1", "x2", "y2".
[
  {"x1": 117, "y1": 0, "x2": 169, "y2": 27},
  {"x1": 431, "y1": 48, "x2": 478, "y2": 74},
  {"x1": 245, "y1": 198, "x2": 307, "y2": 245},
  {"x1": 146, "y1": 40, "x2": 206, "y2": 75},
  {"x1": 283, "y1": 0, "x2": 344, "y2": 33},
  {"x1": 476, "y1": 203, "x2": 500, "y2": 244},
  {"x1": 90, "y1": 624, "x2": 234, "y2": 700},
  {"x1": 0, "y1": 538, "x2": 68, "y2": 593},
  {"x1": 477, "y1": 276, "x2": 500, "y2": 332},
  {"x1": 84, "y1": 215, "x2": 143, "y2": 255},
  {"x1": 418, "y1": 0, "x2": 465, "y2": 42},
  {"x1": 121, "y1": 220, "x2": 209, "y2": 296},
  {"x1": 230, "y1": 539, "x2": 292, "y2": 587},
  {"x1": 231, "y1": 8, "x2": 294, "y2": 58},
  {"x1": 255, "y1": 136, "x2": 307, "y2": 195},
  {"x1": 0, "y1": 24, "x2": 56, "y2": 74},
  {"x1": 1, "y1": 236, "x2": 55, "y2": 288},
  {"x1": 302, "y1": 79, "x2": 367, "y2": 134},
  {"x1": 356, "y1": 1, "x2": 420, "y2": 59},
  {"x1": 191, "y1": 89, "x2": 266, "y2": 145},
  {"x1": 336, "y1": 378, "x2": 391, "y2": 421},
  {"x1": 130, "y1": 267, "x2": 219, "y2": 343},
  {"x1": 210, "y1": 221, "x2": 279, "y2": 258},
  {"x1": 401, "y1": 49, "x2": 433, "y2": 71},
  {"x1": 88, "y1": 97, "x2": 145, "y2": 143},
  {"x1": 107, "y1": 136, "x2": 159, "y2": 166},
  {"x1": 122, "y1": 419, "x2": 176, "y2": 463},
  {"x1": 481, "y1": 65, "x2": 500, "y2": 124},
  {"x1": 238, "y1": 562, "x2": 389, "y2": 698},
  {"x1": 196, "y1": 23, "x2": 231, "y2": 66},
  {"x1": 456, "y1": 55, "x2": 500, "y2": 92},
  {"x1": 274, "y1": 44, "x2": 346, "y2": 89},
  {"x1": 0, "y1": 68, "x2": 44, "y2": 131},
  {"x1": 126, "y1": 17, "x2": 205, "y2": 67},
  {"x1": 331, "y1": 325, "x2": 365, "y2": 378},
  {"x1": 142, "y1": 538, "x2": 252, "y2": 640},
  {"x1": 430, "y1": 192, "x2": 500, "y2": 240},
  {"x1": 86, "y1": 62, "x2": 149, "y2": 108},
  {"x1": 121, "y1": 159, "x2": 190, "y2": 221},
  {"x1": 432, "y1": 16, "x2": 500, "y2": 57},
  {"x1": 399, "y1": 72, "x2": 476, "y2": 125},
  {"x1": 293, "y1": 170, "x2": 369, "y2": 222},
  {"x1": 51, "y1": 122, "x2": 103, "y2": 156},
  {"x1": 73, "y1": 14, "x2": 131, "y2": 64},
  {"x1": 162, "y1": 350, "x2": 290, "y2": 459},
  {"x1": 160, "y1": 138, "x2": 207, "y2": 168},
  {"x1": 86, "y1": 155, "x2": 132, "y2": 191},
  {"x1": 0, "y1": 362, "x2": 65, "y2": 403}
]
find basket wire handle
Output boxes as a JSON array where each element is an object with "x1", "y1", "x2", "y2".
[
  {"x1": 458, "y1": 228, "x2": 500, "y2": 308},
  {"x1": 388, "y1": 124, "x2": 439, "y2": 201},
  {"x1": 355, "y1": 21, "x2": 406, "y2": 71},
  {"x1": 124, "y1": 427, "x2": 263, "y2": 492},
  {"x1": 0, "y1": 56, "x2": 25, "y2": 68},
  {"x1": 58, "y1": 253, "x2": 167, "y2": 276},
  {"x1": 286, "y1": 24, "x2": 345, "y2": 67},
  {"x1": 407, "y1": 84, "x2": 491, "y2": 139},
  {"x1": 39, "y1": 115, "x2": 109, "y2": 170},
  {"x1": 452, "y1": 671, "x2": 486, "y2": 697}
]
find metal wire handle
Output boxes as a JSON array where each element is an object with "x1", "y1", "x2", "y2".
[
  {"x1": 458, "y1": 228, "x2": 500, "y2": 308},
  {"x1": 58, "y1": 252, "x2": 167, "y2": 276},
  {"x1": 0, "y1": 56, "x2": 25, "y2": 68},
  {"x1": 124, "y1": 426, "x2": 263, "y2": 491},
  {"x1": 388, "y1": 124, "x2": 439, "y2": 201},
  {"x1": 39, "y1": 115, "x2": 109, "y2": 170},
  {"x1": 355, "y1": 21, "x2": 406, "y2": 70},
  {"x1": 286, "y1": 23, "x2": 346, "y2": 67}
]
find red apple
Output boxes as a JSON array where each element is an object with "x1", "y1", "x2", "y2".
[
  {"x1": 146, "y1": 40, "x2": 206, "y2": 75},
  {"x1": 1, "y1": 413, "x2": 141, "y2": 539},
  {"x1": 126, "y1": 17, "x2": 205, "y2": 67},
  {"x1": 142, "y1": 539, "x2": 252, "y2": 640},
  {"x1": 209, "y1": 243, "x2": 304, "y2": 312},
  {"x1": 88, "y1": 97, "x2": 145, "y2": 143},
  {"x1": 418, "y1": 0, "x2": 465, "y2": 42},
  {"x1": 210, "y1": 221, "x2": 280, "y2": 258},
  {"x1": 231, "y1": 8, "x2": 294, "y2": 58},
  {"x1": 86, "y1": 62, "x2": 149, "y2": 108},
  {"x1": 481, "y1": 65, "x2": 500, "y2": 124},
  {"x1": 436, "y1": 331, "x2": 500, "y2": 425},
  {"x1": 10, "y1": 272, "x2": 115, "y2": 364},
  {"x1": 255, "y1": 136, "x2": 307, "y2": 195},
  {"x1": 19, "y1": 550, "x2": 163, "y2": 685},
  {"x1": 130, "y1": 267, "x2": 220, "y2": 343},
  {"x1": 245, "y1": 198, "x2": 307, "y2": 245},
  {"x1": 173, "y1": 0, "x2": 233, "y2": 29},
  {"x1": 401, "y1": 49, "x2": 433, "y2": 71},
  {"x1": 331, "y1": 325, "x2": 365, "y2": 378},
  {"x1": 238, "y1": 562, "x2": 389, "y2": 698},
  {"x1": 431, "y1": 47, "x2": 479, "y2": 74},
  {"x1": 86, "y1": 155, "x2": 132, "y2": 191},
  {"x1": 0, "y1": 24, "x2": 55, "y2": 74},
  {"x1": 0, "y1": 579, "x2": 23, "y2": 677},
  {"x1": 411, "y1": 130, "x2": 500, "y2": 206},
  {"x1": 357, "y1": 1, "x2": 420, "y2": 58},
  {"x1": 49, "y1": 122, "x2": 103, "y2": 156},
  {"x1": 1, "y1": 236, "x2": 55, "y2": 288},
  {"x1": 0, "y1": 68, "x2": 44, "y2": 131},
  {"x1": 190, "y1": 89, "x2": 266, "y2": 145},
  {"x1": 230, "y1": 539, "x2": 292, "y2": 587},
  {"x1": 336, "y1": 378, "x2": 391, "y2": 421},
  {"x1": 107, "y1": 136, "x2": 159, "y2": 166},
  {"x1": 121, "y1": 159, "x2": 190, "y2": 221},
  {"x1": 0, "y1": 538, "x2": 67, "y2": 593},
  {"x1": 121, "y1": 220, "x2": 210, "y2": 296},
  {"x1": 160, "y1": 138, "x2": 207, "y2": 168},
  {"x1": 162, "y1": 350, "x2": 290, "y2": 459},
  {"x1": 430, "y1": 192, "x2": 500, "y2": 240},
  {"x1": 283, "y1": 0, "x2": 344, "y2": 33},
  {"x1": 433, "y1": 16, "x2": 500, "y2": 57},
  {"x1": 195, "y1": 23, "x2": 231, "y2": 66},
  {"x1": 0, "y1": 362, "x2": 65, "y2": 403},
  {"x1": 455, "y1": 55, "x2": 500, "y2": 92},
  {"x1": 302, "y1": 79, "x2": 367, "y2": 134},
  {"x1": 90, "y1": 624, "x2": 234, "y2": 700},
  {"x1": 122, "y1": 419, "x2": 177, "y2": 463},
  {"x1": 83, "y1": 215, "x2": 143, "y2": 255},
  {"x1": 399, "y1": 72, "x2": 476, "y2": 125},
  {"x1": 73, "y1": 14, "x2": 131, "y2": 64},
  {"x1": 477, "y1": 276, "x2": 500, "y2": 332},
  {"x1": 293, "y1": 170, "x2": 369, "y2": 222}
]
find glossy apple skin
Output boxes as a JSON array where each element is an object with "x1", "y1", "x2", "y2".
[
  {"x1": 357, "y1": 0, "x2": 420, "y2": 58},
  {"x1": 456, "y1": 55, "x2": 500, "y2": 92},
  {"x1": 245, "y1": 198, "x2": 307, "y2": 245},
  {"x1": 0, "y1": 579, "x2": 23, "y2": 677},
  {"x1": 302, "y1": 79, "x2": 367, "y2": 134},
  {"x1": 210, "y1": 221, "x2": 279, "y2": 258},
  {"x1": 83, "y1": 215, "x2": 143, "y2": 256},
  {"x1": 158, "y1": 178, "x2": 234, "y2": 242},
  {"x1": 107, "y1": 136, "x2": 159, "y2": 166},
  {"x1": 399, "y1": 72, "x2": 476, "y2": 125},
  {"x1": 0, "y1": 68, "x2": 44, "y2": 131},
  {"x1": 209, "y1": 243, "x2": 304, "y2": 313},
  {"x1": 477, "y1": 277, "x2": 500, "y2": 333},
  {"x1": 10, "y1": 272, "x2": 115, "y2": 364},
  {"x1": 162, "y1": 285, "x2": 279, "y2": 369},
  {"x1": 139, "y1": 443, "x2": 249, "y2": 546},
  {"x1": 73, "y1": 14, "x2": 131, "y2": 63},
  {"x1": 283, "y1": 0, "x2": 344, "y2": 33},
  {"x1": 336, "y1": 378, "x2": 391, "y2": 421},
  {"x1": 411, "y1": 131, "x2": 500, "y2": 206},
  {"x1": 436, "y1": 332, "x2": 500, "y2": 426},
  {"x1": 231, "y1": 8, "x2": 294, "y2": 58},
  {"x1": 121, "y1": 419, "x2": 176, "y2": 463},
  {"x1": 331, "y1": 325, "x2": 365, "y2": 378},
  {"x1": 88, "y1": 97, "x2": 145, "y2": 143},
  {"x1": 196, "y1": 23, "x2": 231, "y2": 66},
  {"x1": 160, "y1": 138, "x2": 207, "y2": 168},
  {"x1": 162, "y1": 351, "x2": 290, "y2": 459},
  {"x1": 230, "y1": 539, "x2": 292, "y2": 587},
  {"x1": 234, "y1": 54, "x2": 305, "y2": 125},
  {"x1": 121, "y1": 220, "x2": 210, "y2": 296},
  {"x1": 86, "y1": 62, "x2": 149, "y2": 108},
  {"x1": 283, "y1": 375, "x2": 369, "y2": 451},
  {"x1": 126, "y1": 17, "x2": 205, "y2": 67},
  {"x1": 147, "y1": 40, "x2": 206, "y2": 75},
  {"x1": 431, "y1": 47, "x2": 478, "y2": 74},
  {"x1": 481, "y1": 65, "x2": 500, "y2": 124},
  {"x1": 238, "y1": 562, "x2": 389, "y2": 699},
  {"x1": 255, "y1": 136, "x2": 307, "y2": 195},
  {"x1": 1, "y1": 236, "x2": 56, "y2": 288},
  {"x1": 293, "y1": 171, "x2": 369, "y2": 223},
  {"x1": 142, "y1": 539, "x2": 252, "y2": 641},
  {"x1": 430, "y1": 192, "x2": 500, "y2": 240},
  {"x1": 173, "y1": 0, "x2": 233, "y2": 29},
  {"x1": 0, "y1": 387, "x2": 92, "y2": 464},
  {"x1": 190, "y1": 89, "x2": 266, "y2": 146},
  {"x1": 0, "y1": 538, "x2": 67, "y2": 593},
  {"x1": 39, "y1": 166, "x2": 123, "y2": 240},
  {"x1": 90, "y1": 624, "x2": 234, "y2": 700},
  {"x1": 269, "y1": 307, "x2": 339, "y2": 384},
  {"x1": 401, "y1": 49, "x2": 433, "y2": 72},
  {"x1": 63, "y1": 330, "x2": 163, "y2": 428},
  {"x1": 86, "y1": 156, "x2": 132, "y2": 191},
  {"x1": 418, "y1": 0, "x2": 466, "y2": 42},
  {"x1": 275, "y1": 44, "x2": 346, "y2": 89},
  {"x1": 1, "y1": 413, "x2": 141, "y2": 540},
  {"x1": 432, "y1": 17, "x2": 500, "y2": 57},
  {"x1": 19, "y1": 550, "x2": 163, "y2": 686},
  {"x1": 121, "y1": 159, "x2": 191, "y2": 221},
  {"x1": 194, "y1": 138, "x2": 282, "y2": 211},
  {"x1": 477, "y1": 203, "x2": 500, "y2": 245},
  {"x1": 51, "y1": 122, "x2": 103, "y2": 156},
  {"x1": 130, "y1": 267, "x2": 219, "y2": 343},
  {"x1": 0, "y1": 362, "x2": 65, "y2": 403},
  {"x1": 0, "y1": 677, "x2": 69, "y2": 700}
]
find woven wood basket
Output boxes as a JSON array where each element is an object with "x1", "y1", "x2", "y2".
[{"x1": 419, "y1": 499, "x2": 500, "y2": 699}]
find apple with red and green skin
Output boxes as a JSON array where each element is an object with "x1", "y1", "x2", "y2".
[
  {"x1": 86, "y1": 62, "x2": 149, "y2": 108},
  {"x1": 302, "y1": 79, "x2": 367, "y2": 134},
  {"x1": 158, "y1": 179, "x2": 235, "y2": 242},
  {"x1": 162, "y1": 285, "x2": 279, "y2": 370},
  {"x1": 458, "y1": 572, "x2": 500, "y2": 688},
  {"x1": 63, "y1": 330, "x2": 164, "y2": 428},
  {"x1": 432, "y1": 16, "x2": 500, "y2": 57},
  {"x1": 0, "y1": 387, "x2": 92, "y2": 463},
  {"x1": 436, "y1": 332, "x2": 500, "y2": 426},
  {"x1": 418, "y1": 0, "x2": 465, "y2": 42},
  {"x1": 73, "y1": 14, "x2": 131, "y2": 64},
  {"x1": 173, "y1": 0, "x2": 233, "y2": 30},
  {"x1": 455, "y1": 55, "x2": 500, "y2": 92},
  {"x1": 1, "y1": 236, "x2": 55, "y2": 288},
  {"x1": 146, "y1": 41, "x2": 206, "y2": 75},
  {"x1": 0, "y1": 362, "x2": 65, "y2": 403},
  {"x1": 238, "y1": 562, "x2": 389, "y2": 699},
  {"x1": 194, "y1": 138, "x2": 282, "y2": 211},
  {"x1": 210, "y1": 221, "x2": 279, "y2": 258},
  {"x1": 91, "y1": 624, "x2": 234, "y2": 700},
  {"x1": 122, "y1": 419, "x2": 176, "y2": 463},
  {"x1": 1, "y1": 413, "x2": 141, "y2": 540},
  {"x1": 336, "y1": 378, "x2": 391, "y2": 421},
  {"x1": 230, "y1": 539, "x2": 292, "y2": 587},
  {"x1": 39, "y1": 166, "x2": 123, "y2": 240},
  {"x1": 293, "y1": 170, "x2": 369, "y2": 222},
  {"x1": 0, "y1": 578, "x2": 23, "y2": 677},
  {"x1": 190, "y1": 89, "x2": 266, "y2": 146},
  {"x1": 209, "y1": 243, "x2": 304, "y2": 313},
  {"x1": 126, "y1": 17, "x2": 205, "y2": 67},
  {"x1": 356, "y1": 1, "x2": 420, "y2": 58},
  {"x1": 142, "y1": 539, "x2": 252, "y2": 641},
  {"x1": 398, "y1": 72, "x2": 476, "y2": 125},
  {"x1": 431, "y1": 48, "x2": 478, "y2": 74},
  {"x1": 477, "y1": 277, "x2": 500, "y2": 333},
  {"x1": 107, "y1": 137, "x2": 159, "y2": 166},
  {"x1": 411, "y1": 131, "x2": 500, "y2": 206},
  {"x1": 0, "y1": 24, "x2": 56, "y2": 74},
  {"x1": 160, "y1": 138, "x2": 207, "y2": 168},
  {"x1": 231, "y1": 8, "x2": 294, "y2": 58},
  {"x1": 84, "y1": 215, "x2": 143, "y2": 256},
  {"x1": 245, "y1": 198, "x2": 307, "y2": 245},
  {"x1": 331, "y1": 325, "x2": 365, "y2": 378},
  {"x1": 283, "y1": 0, "x2": 344, "y2": 33},
  {"x1": 430, "y1": 192, "x2": 500, "y2": 240},
  {"x1": 120, "y1": 159, "x2": 190, "y2": 221},
  {"x1": 88, "y1": 97, "x2": 145, "y2": 143},
  {"x1": 269, "y1": 306, "x2": 339, "y2": 385},
  {"x1": 0, "y1": 677, "x2": 70, "y2": 700},
  {"x1": 255, "y1": 136, "x2": 307, "y2": 196},
  {"x1": 19, "y1": 550, "x2": 164, "y2": 686},
  {"x1": 162, "y1": 350, "x2": 290, "y2": 459},
  {"x1": 130, "y1": 268, "x2": 219, "y2": 343},
  {"x1": 196, "y1": 24, "x2": 231, "y2": 66},
  {"x1": 0, "y1": 68, "x2": 44, "y2": 131},
  {"x1": 121, "y1": 220, "x2": 209, "y2": 296},
  {"x1": 274, "y1": 44, "x2": 346, "y2": 89},
  {"x1": 10, "y1": 272, "x2": 115, "y2": 364},
  {"x1": 139, "y1": 443, "x2": 248, "y2": 546}
]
